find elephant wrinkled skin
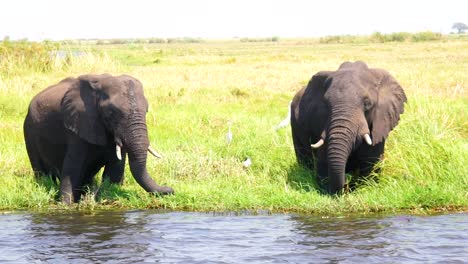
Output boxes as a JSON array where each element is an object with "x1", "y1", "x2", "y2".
[
  {"x1": 23, "y1": 74, "x2": 173, "y2": 204},
  {"x1": 291, "y1": 61, "x2": 407, "y2": 194}
]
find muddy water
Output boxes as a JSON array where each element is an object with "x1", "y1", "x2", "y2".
[{"x1": 0, "y1": 211, "x2": 466, "y2": 263}]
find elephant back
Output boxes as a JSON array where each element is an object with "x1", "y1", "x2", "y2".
[{"x1": 26, "y1": 77, "x2": 78, "y2": 143}]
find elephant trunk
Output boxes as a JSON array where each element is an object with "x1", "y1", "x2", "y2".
[
  {"x1": 326, "y1": 107, "x2": 359, "y2": 194},
  {"x1": 125, "y1": 114, "x2": 173, "y2": 195}
]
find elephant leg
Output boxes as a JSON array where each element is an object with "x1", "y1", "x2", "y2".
[
  {"x1": 102, "y1": 151, "x2": 126, "y2": 185},
  {"x1": 73, "y1": 161, "x2": 104, "y2": 201},
  {"x1": 349, "y1": 141, "x2": 385, "y2": 189},
  {"x1": 24, "y1": 128, "x2": 46, "y2": 178},
  {"x1": 315, "y1": 149, "x2": 329, "y2": 191},
  {"x1": 60, "y1": 136, "x2": 88, "y2": 204},
  {"x1": 345, "y1": 153, "x2": 362, "y2": 190},
  {"x1": 25, "y1": 137, "x2": 61, "y2": 184},
  {"x1": 292, "y1": 131, "x2": 314, "y2": 170},
  {"x1": 359, "y1": 141, "x2": 385, "y2": 176}
]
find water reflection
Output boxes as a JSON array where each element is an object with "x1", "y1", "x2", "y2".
[
  {"x1": 0, "y1": 211, "x2": 466, "y2": 263},
  {"x1": 289, "y1": 215, "x2": 393, "y2": 262},
  {"x1": 290, "y1": 214, "x2": 468, "y2": 263},
  {"x1": 26, "y1": 211, "x2": 162, "y2": 263}
]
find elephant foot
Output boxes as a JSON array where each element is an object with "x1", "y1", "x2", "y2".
[
  {"x1": 152, "y1": 186, "x2": 174, "y2": 196},
  {"x1": 61, "y1": 193, "x2": 74, "y2": 205}
]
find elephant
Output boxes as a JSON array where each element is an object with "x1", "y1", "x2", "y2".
[
  {"x1": 23, "y1": 74, "x2": 174, "y2": 204},
  {"x1": 290, "y1": 61, "x2": 406, "y2": 194}
]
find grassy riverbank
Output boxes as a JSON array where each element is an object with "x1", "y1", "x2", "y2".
[{"x1": 0, "y1": 38, "x2": 466, "y2": 214}]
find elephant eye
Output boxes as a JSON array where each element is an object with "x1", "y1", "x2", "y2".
[{"x1": 363, "y1": 97, "x2": 372, "y2": 111}]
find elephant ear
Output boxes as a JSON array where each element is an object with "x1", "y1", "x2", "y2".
[
  {"x1": 61, "y1": 75, "x2": 108, "y2": 146},
  {"x1": 292, "y1": 71, "x2": 333, "y2": 130},
  {"x1": 295, "y1": 71, "x2": 333, "y2": 116},
  {"x1": 371, "y1": 69, "x2": 407, "y2": 145},
  {"x1": 309, "y1": 71, "x2": 333, "y2": 94}
]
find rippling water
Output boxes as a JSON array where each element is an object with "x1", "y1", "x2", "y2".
[{"x1": 0, "y1": 211, "x2": 466, "y2": 263}]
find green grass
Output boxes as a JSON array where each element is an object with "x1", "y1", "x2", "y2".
[{"x1": 0, "y1": 38, "x2": 466, "y2": 214}]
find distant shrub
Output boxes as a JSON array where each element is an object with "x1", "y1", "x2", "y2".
[
  {"x1": 95, "y1": 38, "x2": 160, "y2": 45},
  {"x1": 96, "y1": 40, "x2": 109, "y2": 45},
  {"x1": 167, "y1": 38, "x2": 203, "y2": 43},
  {"x1": 319, "y1": 35, "x2": 342, "y2": 44},
  {"x1": 240, "y1": 37, "x2": 280, "y2": 42},
  {"x1": 386, "y1": 32, "x2": 411, "y2": 42},
  {"x1": 411, "y1": 31, "x2": 442, "y2": 42},
  {"x1": 371, "y1": 32, "x2": 386, "y2": 43},
  {"x1": 133, "y1": 39, "x2": 149, "y2": 44},
  {"x1": 109, "y1": 39, "x2": 129, "y2": 44},
  {"x1": 148, "y1": 38, "x2": 166, "y2": 44},
  {"x1": 370, "y1": 32, "x2": 412, "y2": 43},
  {"x1": 319, "y1": 35, "x2": 366, "y2": 44}
]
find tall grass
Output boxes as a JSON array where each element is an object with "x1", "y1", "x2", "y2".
[
  {"x1": 0, "y1": 38, "x2": 466, "y2": 214},
  {"x1": 0, "y1": 40, "x2": 59, "y2": 76}
]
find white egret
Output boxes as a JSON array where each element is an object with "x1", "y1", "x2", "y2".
[
  {"x1": 242, "y1": 157, "x2": 252, "y2": 168},
  {"x1": 226, "y1": 121, "x2": 233, "y2": 144},
  {"x1": 275, "y1": 101, "x2": 292, "y2": 130}
]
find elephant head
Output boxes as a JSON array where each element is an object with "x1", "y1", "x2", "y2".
[
  {"x1": 308, "y1": 61, "x2": 406, "y2": 193},
  {"x1": 61, "y1": 74, "x2": 173, "y2": 195}
]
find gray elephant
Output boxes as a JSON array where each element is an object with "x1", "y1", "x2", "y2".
[
  {"x1": 291, "y1": 61, "x2": 406, "y2": 194},
  {"x1": 23, "y1": 74, "x2": 174, "y2": 204}
]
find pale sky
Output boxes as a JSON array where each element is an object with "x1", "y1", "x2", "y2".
[{"x1": 1, "y1": 0, "x2": 467, "y2": 40}]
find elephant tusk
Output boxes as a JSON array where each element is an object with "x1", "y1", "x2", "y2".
[
  {"x1": 310, "y1": 138, "x2": 324, "y2": 149},
  {"x1": 148, "y1": 146, "x2": 163, "y2": 159},
  {"x1": 364, "y1": 134, "x2": 372, "y2": 145},
  {"x1": 116, "y1": 145, "x2": 122, "y2": 160}
]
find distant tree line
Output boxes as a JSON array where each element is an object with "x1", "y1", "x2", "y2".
[
  {"x1": 239, "y1": 36, "x2": 280, "y2": 42},
  {"x1": 319, "y1": 31, "x2": 444, "y2": 44},
  {"x1": 94, "y1": 37, "x2": 204, "y2": 45}
]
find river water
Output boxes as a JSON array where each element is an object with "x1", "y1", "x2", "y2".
[{"x1": 0, "y1": 211, "x2": 466, "y2": 263}]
